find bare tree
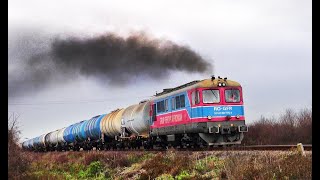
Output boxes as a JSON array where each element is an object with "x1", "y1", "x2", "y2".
[
  {"x1": 243, "y1": 107, "x2": 312, "y2": 145},
  {"x1": 296, "y1": 108, "x2": 312, "y2": 144},
  {"x1": 8, "y1": 112, "x2": 29, "y2": 179},
  {"x1": 8, "y1": 112, "x2": 21, "y2": 152}
]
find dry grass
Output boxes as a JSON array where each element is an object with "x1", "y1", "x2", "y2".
[
  {"x1": 222, "y1": 151, "x2": 312, "y2": 180},
  {"x1": 138, "y1": 151, "x2": 193, "y2": 179},
  {"x1": 14, "y1": 150, "x2": 312, "y2": 180}
]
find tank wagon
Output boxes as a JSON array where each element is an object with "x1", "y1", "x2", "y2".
[{"x1": 22, "y1": 76, "x2": 248, "y2": 151}]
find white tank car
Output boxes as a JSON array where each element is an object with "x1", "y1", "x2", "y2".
[
  {"x1": 28, "y1": 139, "x2": 34, "y2": 149},
  {"x1": 45, "y1": 130, "x2": 59, "y2": 146},
  {"x1": 100, "y1": 109, "x2": 124, "y2": 137},
  {"x1": 38, "y1": 134, "x2": 47, "y2": 147},
  {"x1": 122, "y1": 101, "x2": 151, "y2": 136},
  {"x1": 22, "y1": 141, "x2": 27, "y2": 149},
  {"x1": 57, "y1": 127, "x2": 67, "y2": 144}
]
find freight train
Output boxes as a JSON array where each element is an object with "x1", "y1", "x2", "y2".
[{"x1": 22, "y1": 76, "x2": 248, "y2": 151}]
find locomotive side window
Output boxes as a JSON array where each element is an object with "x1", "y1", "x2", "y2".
[
  {"x1": 172, "y1": 98, "x2": 175, "y2": 110},
  {"x1": 152, "y1": 104, "x2": 156, "y2": 121},
  {"x1": 225, "y1": 89, "x2": 240, "y2": 103},
  {"x1": 164, "y1": 99, "x2": 169, "y2": 112},
  {"x1": 195, "y1": 91, "x2": 199, "y2": 104},
  {"x1": 175, "y1": 96, "x2": 181, "y2": 109},
  {"x1": 203, "y1": 90, "x2": 220, "y2": 103},
  {"x1": 175, "y1": 94, "x2": 185, "y2": 109},
  {"x1": 157, "y1": 101, "x2": 165, "y2": 113},
  {"x1": 156, "y1": 102, "x2": 160, "y2": 112},
  {"x1": 157, "y1": 99, "x2": 169, "y2": 113},
  {"x1": 180, "y1": 95, "x2": 185, "y2": 108},
  {"x1": 191, "y1": 91, "x2": 196, "y2": 105},
  {"x1": 191, "y1": 90, "x2": 200, "y2": 105}
]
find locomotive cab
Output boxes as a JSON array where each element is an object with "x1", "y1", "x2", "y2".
[{"x1": 191, "y1": 86, "x2": 245, "y2": 121}]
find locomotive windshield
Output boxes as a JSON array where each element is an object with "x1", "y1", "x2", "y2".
[
  {"x1": 225, "y1": 89, "x2": 240, "y2": 103},
  {"x1": 203, "y1": 90, "x2": 220, "y2": 103}
]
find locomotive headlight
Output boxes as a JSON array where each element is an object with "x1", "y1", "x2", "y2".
[
  {"x1": 222, "y1": 83, "x2": 226, "y2": 87},
  {"x1": 207, "y1": 115, "x2": 212, "y2": 120},
  {"x1": 218, "y1": 82, "x2": 222, "y2": 86},
  {"x1": 236, "y1": 115, "x2": 240, "y2": 119}
]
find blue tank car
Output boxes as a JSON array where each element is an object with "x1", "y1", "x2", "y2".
[
  {"x1": 84, "y1": 114, "x2": 106, "y2": 140},
  {"x1": 63, "y1": 123, "x2": 77, "y2": 143},
  {"x1": 71, "y1": 120, "x2": 87, "y2": 142}
]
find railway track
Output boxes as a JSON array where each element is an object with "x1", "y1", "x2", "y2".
[
  {"x1": 31, "y1": 144, "x2": 312, "y2": 152},
  {"x1": 148, "y1": 144, "x2": 312, "y2": 151},
  {"x1": 229, "y1": 144, "x2": 312, "y2": 151},
  {"x1": 179, "y1": 144, "x2": 313, "y2": 151},
  {"x1": 81, "y1": 144, "x2": 312, "y2": 152}
]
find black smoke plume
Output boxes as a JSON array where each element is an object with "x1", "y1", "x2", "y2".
[{"x1": 9, "y1": 32, "x2": 213, "y2": 97}]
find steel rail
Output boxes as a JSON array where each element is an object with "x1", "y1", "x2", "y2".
[
  {"x1": 89, "y1": 144, "x2": 313, "y2": 152},
  {"x1": 27, "y1": 144, "x2": 312, "y2": 152}
]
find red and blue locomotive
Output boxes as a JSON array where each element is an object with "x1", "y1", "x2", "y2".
[{"x1": 148, "y1": 76, "x2": 248, "y2": 148}]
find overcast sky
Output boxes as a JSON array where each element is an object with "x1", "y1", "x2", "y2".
[{"x1": 8, "y1": 0, "x2": 312, "y2": 142}]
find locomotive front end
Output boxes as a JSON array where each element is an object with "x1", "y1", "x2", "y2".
[{"x1": 193, "y1": 77, "x2": 248, "y2": 145}]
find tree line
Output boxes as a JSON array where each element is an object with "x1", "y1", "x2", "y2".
[{"x1": 242, "y1": 107, "x2": 312, "y2": 145}]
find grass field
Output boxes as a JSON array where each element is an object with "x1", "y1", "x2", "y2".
[{"x1": 12, "y1": 149, "x2": 311, "y2": 180}]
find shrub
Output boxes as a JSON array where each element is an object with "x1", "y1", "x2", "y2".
[{"x1": 78, "y1": 161, "x2": 105, "y2": 179}]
